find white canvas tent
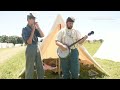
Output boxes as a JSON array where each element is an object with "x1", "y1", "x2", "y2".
[
  {"x1": 0, "y1": 43, "x2": 8, "y2": 48},
  {"x1": 0, "y1": 43, "x2": 2, "y2": 48},
  {"x1": 93, "y1": 32, "x2": 120, "y2": 62},
  {"x1": 7, "y1": 43, "x2": 14, "y2": 48},
  {"x1": 15, "y1": 44, "x2": 21, "y2": 47},
  {"x1": 40, "y1": 14, "x2": 108, "y2": 74},
  {"x1": 0, "y1": 43, "x2": 14, "y2": 48}
]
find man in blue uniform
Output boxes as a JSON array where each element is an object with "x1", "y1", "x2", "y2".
[{"x1": 22, "y1": 13, "x2": 44, "y2": 79}]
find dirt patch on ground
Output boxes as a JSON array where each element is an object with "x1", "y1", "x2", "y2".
[{"x1": 0, "y1": 46, "x2": 26, "y2": 64}]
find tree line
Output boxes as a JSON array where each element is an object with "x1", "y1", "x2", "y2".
[{"x1": 0, "y1": 35, "x2": 23, "y2": 45}]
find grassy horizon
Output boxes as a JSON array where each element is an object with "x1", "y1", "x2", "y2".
[{"x1": 0, "y1": 42, "x2": 120, "y2": 79}]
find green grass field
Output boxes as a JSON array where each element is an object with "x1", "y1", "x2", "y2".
[
  {"x1": 84, "y1": 41, "x2": 120, "y2": 79},
  {"x1": 0, "y1": 46, "x2": 26, "y2": 79},
  {"x1": 0, "y1": 42, "x2": 120, "y2": 79}
]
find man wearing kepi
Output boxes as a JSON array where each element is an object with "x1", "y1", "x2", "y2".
[
  {"x1": 55, "y1": 17, "x2": 88, "y2": 79},
  {"x1": 22, "y1": 13, "x2": 44, "y2": 79}
]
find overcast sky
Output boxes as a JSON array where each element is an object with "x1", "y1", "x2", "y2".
[{"x1": 0, "y1": 11, "x2": 120, "y2": 40}]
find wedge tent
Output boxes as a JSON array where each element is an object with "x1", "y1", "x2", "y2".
[
  {"x1": 39, "y1": 14, "x2": 108, "y2": 75},
  {"x1": 93, "y1": 32, "x2": 120, "y2": 62}
]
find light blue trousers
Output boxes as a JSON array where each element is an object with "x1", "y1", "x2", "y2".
[{"x1": 25, "y1": 44, "x2": 44, "y2": 79}]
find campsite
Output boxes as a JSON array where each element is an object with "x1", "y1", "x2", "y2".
[{"x1": 0, "y1": 13, "x2": 120, "y2": 79}]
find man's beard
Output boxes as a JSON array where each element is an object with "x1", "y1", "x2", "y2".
[{"x1": 67, "y1": 26, "x2": 73, "y2": 29}]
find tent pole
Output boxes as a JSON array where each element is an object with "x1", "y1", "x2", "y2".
[
  {"x1": 58, "y1": 58, "x2": 61, "y2": 78},
  {"x1": 58, "y1": 24, "x2": 61, "y2": 78}
]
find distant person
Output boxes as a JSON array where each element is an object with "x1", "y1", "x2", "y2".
[
  {"x1": 22, "y1": 13, "x2": 44, "y2": 79},
  {"x1": 55, "y1": 17, "x2": 88, "y2": 79}
]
